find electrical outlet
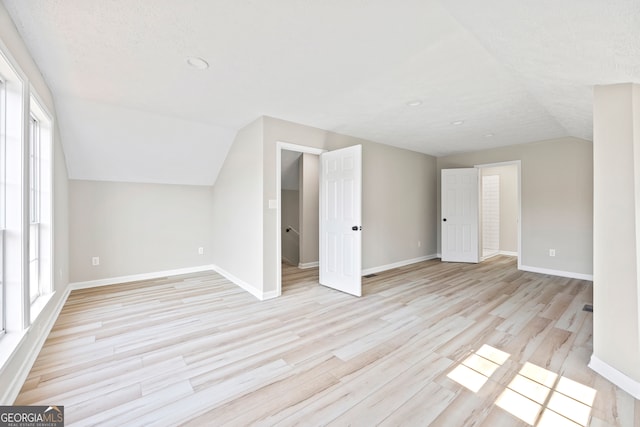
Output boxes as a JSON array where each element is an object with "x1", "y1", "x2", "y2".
[
  {"x1": 549, "y1": 249, "x2": 556, "y2": 257},
  {"x1": 92, "y1": 256, "x2": 100, "y2": 266},
  {"x1": 198, "y1": 247, "x2": 204, "y2": 255}
]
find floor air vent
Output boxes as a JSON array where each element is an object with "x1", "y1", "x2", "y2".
[
  {"x1": 583, "y1": 304, "x2": 593, "y2": 312},
  {"x1": 363, "y1": 274, "x2": 377, "y2": 278}
]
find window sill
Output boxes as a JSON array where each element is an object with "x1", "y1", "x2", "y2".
[{"x1": 30, "y1": 292, "x2": 53, "y2": 324}]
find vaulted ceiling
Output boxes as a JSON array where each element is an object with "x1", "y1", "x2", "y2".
[{"x1": 3, "y1": 0, "x2": 639, "y2": 185}]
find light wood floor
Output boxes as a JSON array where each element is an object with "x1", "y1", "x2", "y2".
[{"x1": 15, "y1": 256, "x2": 639, "y2": 426}]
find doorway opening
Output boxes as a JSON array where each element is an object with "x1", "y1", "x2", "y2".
[
  {"x1": 276, "y1": 142, "x2": 324, "y2": 296},
  {"x1": 481, "y1": 174, "x2": 500, "y2": 258},
  {"x1": 477, "y1": 161, "x2": 521, "y2": 265},
  {"x1": 280, "y1": 149, "x2": 321, "y2": 270},
  {"x1": 280, "y1": 149, "x2": 303, "y2": 267},
  {"x1": 276, "y1": 142, "x2": 364, "y2": 298}
]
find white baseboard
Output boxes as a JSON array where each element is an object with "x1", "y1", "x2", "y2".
[
  {"x1": 68, "y1": 265, "x2": 216, "y2": 290},
  {"x1": 439, "y1": 252, "x2": 517, "y2": 260},
  {"x1": 0, "y1": 288, "x2": 71, "y2": 404},
  {"x1": 362, "y1": 254, "x2": 438, "y2": 276},
  {"x1": 519, "y1": 264, "x2": 593, "y2": 281},
  {"x1": 589, "y1": 355, "x2": 640, "y2": 399},
  {"x1": 298, "y1": 261, "x2": 319, "y2": 269},
  {"x1": 78, "y1": 264, "x2": 274, "y2": 302},
  {"x1": 211, "y1": 265, "x2": 265, "y2": 301}
]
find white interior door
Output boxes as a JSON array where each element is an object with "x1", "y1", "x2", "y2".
[
  {"x1": 441, "y1": 168, "x2": 480, "y2": 263},
  {"x1": 319, "y1": 145, "x2": 362, "y2": 296}
]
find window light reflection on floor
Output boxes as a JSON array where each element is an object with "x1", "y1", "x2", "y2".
[
  {"x1": 447, "y1": 346, "x2": 597, "y2": 427},
  {"x1": 496, "y1": 362, "x2": 596, "y2": 426},
  {"x1": 446, "y1": 344, "x2": 510, "y2": 392}
]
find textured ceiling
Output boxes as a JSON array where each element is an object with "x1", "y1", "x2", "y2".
[{"x1": 2, "y1": 0, "x2": 639, "y2": 185}]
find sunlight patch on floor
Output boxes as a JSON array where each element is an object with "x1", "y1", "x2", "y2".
[
  {"x1": 497, "y1": 362, "x2": 596, "y2": 426},
  {"x1": 447, "y1": 344, "x2": 510, "y2": 392},
  {"x1": 447, "y1": 346, "x2": 596, "y2": 426}
]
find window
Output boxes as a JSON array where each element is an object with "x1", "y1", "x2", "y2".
[
  {"x1": 29, "y1": 115, "x2": 40, "y2": 303},
  {"x1": 0, "y1": 76, "x2": 5, "y2": 335},
  {"x1": 28, "y1": 96, "x2": 52, "y2": 313},
  {"x1": 0, "y1": 48, "x2": 24, "y2": 338},
  {"x1": 0, "y1": 42, "x2": 53, "y2": 366}
]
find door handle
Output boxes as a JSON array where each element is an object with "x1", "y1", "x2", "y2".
[
  {"x1": 352, "y1": 226, "x2": 362, "y2": 231},
  {"x1": 443, "y1": 218, "x2": 447, "y2": 222}
]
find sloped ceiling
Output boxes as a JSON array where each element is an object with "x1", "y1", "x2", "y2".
[
  {"x1": 3, "y1": 0, "x2": 639, "y2": 185},
  {"x1": 281, "y1": 150, "x2": 302, "y2": 191}
]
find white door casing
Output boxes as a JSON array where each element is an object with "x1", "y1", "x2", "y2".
[
  {"x1": 319, "y1": 145, "x2": 362, "y2": 296},
  {"x1": 441, "y1": 168, "x2": 480, "y2": 263}
]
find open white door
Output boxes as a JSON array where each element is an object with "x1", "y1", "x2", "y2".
[
  {"x1": 441, "y1": 168, "x2": 480, "y2": 263},
  {"x1": 319, "y1": 145, "x2": 362, "y2": 296}
]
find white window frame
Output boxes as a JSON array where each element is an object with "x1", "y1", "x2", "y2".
[
  {"x1": 0, "y1": 27, "x2": 58, "y2": 378},
  {"x1": 28, "y1": 93, "x2": 53, "y2": 319},
  {"x1": 0, "y1": 76, "x2": 6, "y2": 336},
  {"x1": 28, "y1": 114, "x2": 40, "y2": 303},
  {"x1": 0, "y1": 43, "x2": 28, "y2": 341}
]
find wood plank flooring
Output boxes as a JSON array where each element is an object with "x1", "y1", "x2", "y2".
[{"x1": 15, "y1": 256, "x2": 640, "y2": 426}]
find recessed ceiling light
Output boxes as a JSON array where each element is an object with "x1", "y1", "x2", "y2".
[
  {"x1": 451, "y1": 120, "x2": 465, "y2": 126},
  {"x1": 186, "y1": 56, "x2": 209, "y2": 70},
  {"x1": 485, "y1": 133, "x2": 494, "y2": 137},
  {"x1": 406, "y1": 100, "x2": 423, "y2": 107}
]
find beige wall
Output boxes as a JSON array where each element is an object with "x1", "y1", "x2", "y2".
[
  {"x1": 69, "y1": 180, "x2": 213, "y2": 282},
  {"x1": 592, "y1": 83, "x2": 640, "y2": 385},
  {"x1": 211, "y1": 118, "x2": 264, "y2": 292},
  {"x1": 481, "y1": 165, "x2": 518, "y2": 253},
  {"x1": 263, "y1": 116, "x2": 438, "y2": 294},
  {"x1": 299, "y1": 153, "x2": 319, "y2": 265},
  {"x1": 438, "y1": 137, "x2": 593, "y2": 277}
]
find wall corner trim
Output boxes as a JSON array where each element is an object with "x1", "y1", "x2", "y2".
[
  {"x1": 519, "y1": 264, "x2": 593, "y2": 281},
  {"x1": 362, "y1": 254, "x2": 438, "y2": 276},
  {"x1": 589, "y1": 354, "x2": 640, "y2": 399},
  {"x1": 211, "y1": 265, "x2": 266, "y2": 300}
]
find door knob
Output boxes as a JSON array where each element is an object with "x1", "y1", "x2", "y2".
[
  {"x1": 352, "y1": 226, "x2": 362, "y2": 231},
  {"x1": 443, "y1": 218, "x2": 447, "y2": 222}
]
